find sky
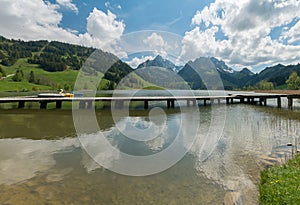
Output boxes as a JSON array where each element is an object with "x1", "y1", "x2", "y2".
[{"x1": 0, "y1": 0, "x2": 299, "y2": 72}]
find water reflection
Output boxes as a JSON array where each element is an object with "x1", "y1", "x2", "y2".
[
  {"x1": 0, "y1": 138, "x2": 79, "y2": 185},
  {"x1": 0, "y1": 105, "x2": 299, "y2": 204}
]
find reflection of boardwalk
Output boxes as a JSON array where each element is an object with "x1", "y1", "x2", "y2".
[{"x1": 0, "y1": 94, "x2": 299, "y2": 110}]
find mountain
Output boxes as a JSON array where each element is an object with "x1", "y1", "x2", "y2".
[
  {"x1": 210, "y1": 57, "x2": 236, "y2": 74},
  {"x1": 134, "y1": 66, "x2": 188, "y2": 89},
  {"x1": 137, "y1": 55, "x2": 300, "y2": 90},
  {"x1": 178, "y1": 57, "x2": 214, "y2": 89},
  {"x1": 1, "y1": 35, "x2": 299, "y2": 91},
  {"x1": 177, "y1": 57, "x2": 254, "y2": 89},
  {"x1": 0, "y1": 36, "x2": 138, "y2": 91},
  {"x1": 178, "y1": 57, "x2": 300, "y2": 89},
  {"x1": 247, "y1": 63, "x2": 300, "y2": 87},
  {"x1": 239, "y1": 68, "x2": 254, "y2": 76},
  {"x1": 137, "y1": 55, "x2": 182, "y2": 72}
]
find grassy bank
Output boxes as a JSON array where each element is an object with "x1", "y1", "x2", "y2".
[{"x1": 259, "y1": 154, "x2": 300, "y2": 204}]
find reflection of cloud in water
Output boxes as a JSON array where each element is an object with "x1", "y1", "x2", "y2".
[
  {"x1": 116, "y1": 116, "x2": 166, "y2": 142},
  {"x1": 79, "y1": 131, "x2": 121, "y2": 172},
  {"x1": 79, "y1": 111, "x2": 201, "y2": 176},
  {"x1": 0, "y1": 138, "x2": 80, "y2": 185}
]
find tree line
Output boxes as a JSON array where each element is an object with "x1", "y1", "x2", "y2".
[{"x1": 244, "y1": 71, "x2": 300, "y2": 90}]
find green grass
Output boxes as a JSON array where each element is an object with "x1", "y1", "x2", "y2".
[
  {"x1": 0, "y1": 81, "x2": 50, "y2": 92},
  {"x1": 259, "y1": 154, "x2": 300, "y2": 204},
  {"x1": 0, "y1": 58, "x2": 107, "y2": 92},
  {"x1": 0, "y1": 58, "x2": 160, "y2": 92}
]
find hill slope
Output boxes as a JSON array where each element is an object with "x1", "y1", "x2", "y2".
[{"x1": 0, "y1": 36, "x2": 144, "y2": 91}]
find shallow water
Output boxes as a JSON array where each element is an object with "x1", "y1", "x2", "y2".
[{"x1": 0, "y1": 104, "x2": 300, "y2": 204}]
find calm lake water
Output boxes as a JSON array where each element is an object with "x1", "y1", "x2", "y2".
[{"x1": 0, "y1": 91, "x2": 300, "y2": 204}]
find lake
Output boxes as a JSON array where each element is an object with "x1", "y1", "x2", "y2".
[{"x1": 0, "y1": 91, "x2": 300, "y2": 204}]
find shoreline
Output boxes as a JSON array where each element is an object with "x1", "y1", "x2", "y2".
[{"x1": 253, "y1": 90, "x2": 300, "y2": 95}]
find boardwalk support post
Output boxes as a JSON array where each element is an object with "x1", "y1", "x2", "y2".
[
  {"x1": 40, "y1": 101, "x2": 47, "y2": 109},
  {"x1": 259, "y1": 98, "x2": 263, "y2": 106},
  {"x1": 171, "y1": 100, "x2": 175, "y2": 108},
  {"x1": 277, "y1": 97, "x2": 281, "y2": 108},
  {"x1": 56, "y1": 101, "x2": 62, "y2": 109},
  {"x1": 144, "y1": 100, "x2": 149, "y2": 109},
  {"x1": 288, "y1": 97, "x2": 293, "y2": 110},
  {"x1": 18, "y1": 101, "x2": 25, "y2": 109},
  {"x1": 263, "y1": 98, "x2": 267, "y2": 106},
  {"x1": 226, "y1": 98, "x2": 230, "y2": 104},
  {"x1": 192, "y1": 99, "x2": 196, "y2": 106},
  {"x1": 79, "y1": 101, "x2": 86, "y2": 109},
  {"x1": 87, "y1": 101, "x2": 93, "y2": 109},
  {"x1": 167, "y1": 100, "x2": 171, "y2": 108},
  {"x1": 115, "y1": 100, "x2": 124, "y2": 109}
]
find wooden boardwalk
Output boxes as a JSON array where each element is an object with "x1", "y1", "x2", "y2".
[{"x1": 0, "y1": 94, "x2": 299, "y2": 110}]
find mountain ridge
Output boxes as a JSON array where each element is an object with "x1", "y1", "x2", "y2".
[
  {"x1": 137, "y1": 55, "x2": 300, "y2": 89},
  {"x1": 0, "y1": 35, "x2": 300, "y2": 91}
]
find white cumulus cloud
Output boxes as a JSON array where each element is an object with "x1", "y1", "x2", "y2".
[
  {"x1": 281, "y1": 20, "x2": 300, "y2": 44},
  {"x1": 143, "y1": 32, "x2": 170, "y2": 58},
  {"x1": 56, "y1": 0, "x2": 78, "y2": 14},
  {"x1": 0, "y1": 0, "x2": 125, "y2": 51},
  {"x1": 125, "y1": 56, "x2": 154, "y2": 68},
  {"x1": 183, "y1": 0, "x2": 300, "y2": 69},
  {"x1": 85, "y1": 8, "x2": 125, "y2": 45}
]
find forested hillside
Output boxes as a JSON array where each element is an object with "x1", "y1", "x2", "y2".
[{"x1": 0, "y1": 36, "x2": 146, "y2": 92}]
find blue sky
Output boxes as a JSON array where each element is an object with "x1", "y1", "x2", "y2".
[
  {"x1": 0, "y1": 0, "x2": 299, "y2": 72},
  {"x1": 54, "y1": 0, "x2": 214, "y2": 35}
]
